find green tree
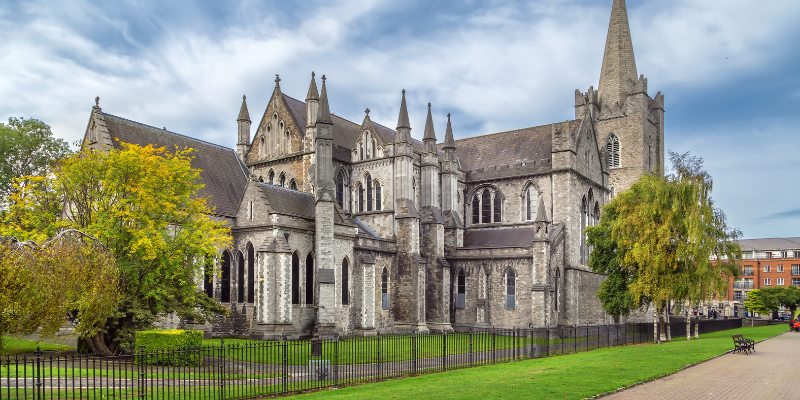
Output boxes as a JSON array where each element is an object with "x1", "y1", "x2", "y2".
[
  {"x1": 743, "y1": 289, "x2": 778, "y2": 326},
  {"x1": 588, "y1": 152, "x2": 740, "y2": 343},
  {"x1": 0, "y1": 230, "x2": 120, "y2": 352},
  {"x1": 0, "y1": 117, "x2": 71, "y2": 207},
  {"x1": 767, "y1": 286, "x2": 800, "y2": 316},
  {"x1": 2, "y1": 143, "x2": 230, "y2": 354}
]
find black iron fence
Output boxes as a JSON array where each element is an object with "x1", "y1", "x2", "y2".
[{"x1": 1, "y1": 319, "x2": 741, "y2": 400}]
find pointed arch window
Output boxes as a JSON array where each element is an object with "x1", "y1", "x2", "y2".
[
  {"x1": 580, "y1": 196, "x2": 588, "y2": 264},
  {"x1": 372, "y1": 139, "x2": 376, "y2": 158},
  {"x1": 481, "y1": 190, "x2": 491, "y2": 223},
  {"x1": 525, "y1": 184, "x2": 540, "y2": 221},
  {"x1": 291, "y1": 252, "x2": 300, "y2": 305},
  {"x1": 375, "y1": 181, "x2": 382, "y2": 211},
  {"x1": 381, "y1": 267, "x2": 390, "y2": 310},
  {"x1": 220, "y1": 251, "x2": 231, "y2": 303},
  {"x1": 493, "y1": 192, "x2": 502, "y2": 223},
  {"x1": 279, "y1": 173, "x2": 286, "y2": 187},
  {"x1": 341, "y1": 258, "x2": 350, "y2": 305},
  {"x1": 357, "y1": 182, "x2": 364, "y2": 212},
  {"x1": 366, "y1": 173, "x2": 373, "y2": 212},
  {"x1": 237, "y1": 250, "x2": 245, "y2": 303},
  {"x1": 606, "y1": 134, "x2": 620, "y2": 168},
  {"x1": 335, "y1": 170, "x2": 345, "y2": 209},
  {"x1": 285, "y1": 130, "x2": 291, "y2": 153},
  {"x1": 268, "y1": 170, "x2": 275, "y2": 185},
  {"x1": 455, "y1": 268, "x2": 466, "y2": 309},
  {"x1": 204, "y1": 256, "x2": 214, "y2": 298},
  {"x1": 472, "y1": 195, "x2": 480, "y2": 224},
  {"x1": 290, "y1": 179, "x2": 298, "y2": 190},
  {"x1": 505, "y1": 269, "x2": 516, "y2": 310},
  {"x1": 554, "y1": 269, "x2": 560, "y2": 311},
  {"x1": 305, "y1": 253, "x2": 314, "y2": 305},
  {"x1": 247, "y1": 243, "x2": 255, "y2": 303},
  {"x1": 260, "y1": 137, "x2": 265, "y2": 158}
]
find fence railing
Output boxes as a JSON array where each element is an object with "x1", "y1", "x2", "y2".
[{"x1": 0, "y1": 319, "x2": 741, "y2": 400}]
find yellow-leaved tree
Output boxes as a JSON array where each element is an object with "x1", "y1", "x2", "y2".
[{"x1": 2, "y1": 143, "x2": 230, "y2": 354}]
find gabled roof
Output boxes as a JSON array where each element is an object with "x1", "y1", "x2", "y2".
[
  {"x1": 254, "y1": 181, "x2": 350, "y2": 225},
  {"x1": 281, "y1": 94, "x2": 426, "y2": 162},
  {"x1": 445, "y1": 120, "x2": 579, "y2": 181},
  {"x1": 738, "y1": 237, "x2": 800, "y2": 252},
  {"x1": 101, "y1": 113, "x2": 248, "y2": 217}
]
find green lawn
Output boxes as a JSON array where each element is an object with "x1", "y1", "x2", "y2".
[
  {"x1": 1, "y1": 336, "x2": 74, "y2": 355},
  {"x1": 289, "y1": 324, "x2": 789, "y2": 400}
]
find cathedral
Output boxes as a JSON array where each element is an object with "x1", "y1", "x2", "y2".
[{"x1": 82, "y1": 0, "x2": 664, "y2": 338}]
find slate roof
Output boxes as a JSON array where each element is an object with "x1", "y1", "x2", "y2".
[
  {"x1": 101, "y1": 113, "x2": 248, "y2": 217},
  {"x1": 254, "y1": 181, "x2": 350, "y2": 225},
  {"x1": 463, "y1": 227, "x2": 536, "y2": 249},
  {"x1": 447, "y1": 120, "x2": 578, "y2": 181},
  {"x1": 738, "y1": 237, "x2": 800, "y2": 251}
]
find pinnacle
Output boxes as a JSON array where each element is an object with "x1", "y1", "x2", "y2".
[
  {"x1": 396, "y1": 89, "x2": 411, "y2": 131},
  {"x1": 316, "y1": 74, "x2": 332, "y2": 124},
  {"x1": 443, "y1": 112, "x2": 455, "y2": 149},
  {"x1": 306, "y1": 71, "x2": 319, "y2": 101},
  {"x1": 237, "y1": 94, "x2": 250, "y2": 122},
  {"x1": 423, "y1": 102, "x2": 436, "y2": 142},
  {"x1": 535, "y1": 196, "x2": 550, "y2": 223}
]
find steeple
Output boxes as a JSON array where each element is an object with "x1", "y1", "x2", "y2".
[
  {"x1": 443, "y1": 113, "x2": 455, "y2": 150},
  {"x1": 422, "y1": 103, "x2": 437, "y2": 153},
  {"x1": 534, "y1": 196, "x2": 549, "y2": 223},
  {"x1": 316, "y1": 75, "x2": 332, "y2": 125},
  {"x1": 237, "y1": 95, "x2": 250, "y2": 122},
  {"x1": 597, "y1": 0, "x2": 638, "y2": 108},
  {"x1": 395, "y1": 90, "x2": 411, "y2": 143}
]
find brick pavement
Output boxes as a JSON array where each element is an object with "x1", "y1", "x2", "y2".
[{"x1": 602, "y1": 332, "x2": 799, "y2": 400}]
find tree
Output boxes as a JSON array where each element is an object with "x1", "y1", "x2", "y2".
[
  {"x1": 767, "y1": 286, "x2": 800, "y2": 316},
  {"x1": 0, "y1": 117, "x2": 71, "y2": 208},
  {"x1": 588, "y1": 152, "x2": 740, "y2": 343},
  {"x1": 744, "y1": 289, "x2": 778, "y2": 326},
  {"x1": 0, "y1": 230, "x2": 120, "y2": 352},
  {"x1": 1, "y1": 143, "x2": 230, "y2": 354}
]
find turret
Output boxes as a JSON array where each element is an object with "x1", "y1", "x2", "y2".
[
  {"x1": 236, "y1": 95, "x2": 251, "y2": 161},
  {"x1": 306, "y1": 72, "x2": 319, "y2": 129}
]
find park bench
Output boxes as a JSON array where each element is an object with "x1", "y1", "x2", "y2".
[{"x1": 732, "y1": 334, "x2": 755, "y2": 354}]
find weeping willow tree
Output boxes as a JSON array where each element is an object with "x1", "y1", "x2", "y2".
[{"x1": 588, "y1": 152, "x2": 740, "y2": 343}]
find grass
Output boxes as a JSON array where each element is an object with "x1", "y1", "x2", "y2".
[
  {"x1": 289, "y1": 324, "x2": 789, "y2": 400},
  {"x1": 0, "y1": 336, "x2": 74, "y2": 356}
]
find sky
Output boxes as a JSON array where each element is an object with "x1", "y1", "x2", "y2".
[{"x1": 1, "y1": 0, "x2": 798, "y2": 239}]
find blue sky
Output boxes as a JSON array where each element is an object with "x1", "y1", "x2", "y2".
[{"x1": 1, "y1": 0, "x2": 798, "y2": 238}]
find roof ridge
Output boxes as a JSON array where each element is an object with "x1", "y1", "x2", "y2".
[
  {"x1": 255, "y1": 181, "x2": 314, "y2": 197},
  {"x1": 453, "y1": 119, "x2": 577, "y2": 144},
  {"x1": 102, "y1": 112, "x2": 233, "y2": 152}
]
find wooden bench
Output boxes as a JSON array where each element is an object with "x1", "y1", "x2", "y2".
[{"x1": 732, "y1": 334, "x2": 755, "y2": 354}]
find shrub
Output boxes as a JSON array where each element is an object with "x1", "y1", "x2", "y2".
[{"x1": 135, "y1": 329, "x2": 203, "y2": 366}]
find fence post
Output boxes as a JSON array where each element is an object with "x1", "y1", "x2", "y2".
[
  {"x1": 377, "y1": 333, "x2": 382, "y2": 378},
  {"x1": 491, "y1": 327, "x2": 496, "y2": 364},
  {"x1": 281, "y1": 336, "x2": 288, "y2": 394},
  {"x1": 469, "y1": 331, "x2": 474, "y2": 366},
  {"x1": 334, "y1": 336, "x2": 339, "y2": 386},
  {"x1": 412, "y1": 333, "x2": 418, "y2": 375},
  {"x1": 512, "y1": 328, "x2": 517, "y2": 360},
  {"x1": 137, "y1": 346, "x2": 146, "y2": 400},
  {"x1": 34, "y1": 347, "x2": 42, "y2": 400},
  {"x1": 218, "y1": 338, "x2": 225, "y2": 399},
  {"x1": 442, "y1": 331, "x2": 448, "y2": 370}
]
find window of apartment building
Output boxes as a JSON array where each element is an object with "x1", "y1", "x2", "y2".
[
  {"x1": 743, "y1": 265, "x2": 754, "y2": 276},
  {"x1": 781, "y1": 251, "x2": 788, "y2": 258},
  {"x1": 793, "y1": 265, "x2": 800, "y2": 275},
  {"x1": 767, "y1": 252, "x2": 773, "y2": 258},
  {"x1": 764, "y1": 278, "x2": 771, "y2": 286},
  {"x1": 777, "y1": 278, "x2": 785, "y2": 286},
  {"x1": 734, "y1": 291, "x2": 744, "y2": 301},
  {"x1": 745, "y1": 278, "x2": 754, "y2": 289},
  {"x1": 743, "y1": 251, "x2": 754, "y2": 259},
  {"x1": 777, "y1": 265, "x2": 784, "y2": 272},
  {"x1": 763, "y1": 265, "x2": 770, "y2": 273},
  {"x1": 793, "y1": 278, "x2": 800, "y2": 287},
  {"x1": 794, "y1": 251, "x2": 800, "y2": 258}
]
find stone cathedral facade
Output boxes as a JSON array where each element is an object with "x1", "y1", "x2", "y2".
[{"x1": 82, "y1": 0, "x2": 664, "y2": 338}]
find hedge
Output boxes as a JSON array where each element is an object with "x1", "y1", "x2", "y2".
[{"x1": 135, "y1": 329, "x2": 203, "y2": 366}]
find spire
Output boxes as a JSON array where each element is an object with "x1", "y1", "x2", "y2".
[
  {"x1": 598, "y1": 0, "x2": 638, "y2": 108},
  {"x1": 237, "y1": 95, "x2": 250, "y2": 122},
  {"x1": 443, "y1": 113, "x2": 455, "y2": 150},
  {"x1": 306, "y1": 72, "x2": 319, "y2": 101},
  {"x1": 396, "y1": 89, "x2": 411, "y2": 130},
  {"x1": 534, "y1": 196, "x2": 549, "y2": 223},
  {"x1": 316, "y1": 75, "x2": 332, "y2": 125},
  {"x1": 423, "y1": 103, "x2": 436, "y2": 142}
]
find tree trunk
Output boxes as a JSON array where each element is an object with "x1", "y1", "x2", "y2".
[
  {"x1": 653, "y1": 306, "x2": 660, "y2": 344},
  {"x1": 665, "y1": 303, "x2": 672, "y2": 341},
  {"x1": 694, "y1": 303, "x2": 700, "y2": 339},
  {"x1": 84, "y1": 333, "x2": 114, "y2": 356},
  {"x1": 686, "y1": 301, "x2": 691, "y2": 340}
]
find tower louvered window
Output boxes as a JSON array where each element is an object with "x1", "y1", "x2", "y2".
[{"x1": 606, "y1": 134, "x2": 620, "y2": 168}]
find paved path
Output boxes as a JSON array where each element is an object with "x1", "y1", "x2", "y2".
[{"x1": 602, "y1": 332, "x2": 800, "y2": 400}]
